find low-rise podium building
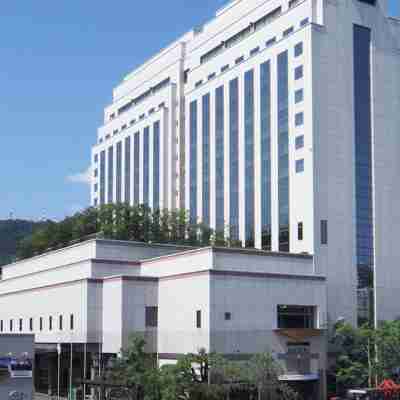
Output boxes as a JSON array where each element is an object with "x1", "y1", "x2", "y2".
[{"x1": 0, "y1": 239, "x2": 326, "y2": 397}]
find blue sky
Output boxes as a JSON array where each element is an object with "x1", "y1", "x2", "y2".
[{"x1": 0, "y1": 1, "x2": 398, "y2": 221}]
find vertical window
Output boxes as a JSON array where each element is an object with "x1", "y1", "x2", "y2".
[
  {"x1": 244, "y1": 69, "x2": 255, "y2": 247},
  {"x1": 296, "y1": 159, "x2": 305, "y2": 173},
  {"x1": 94, "y1": 168, "x2": 98, "y2": 178},
  {"x1": 153, "y1": 121, "x2": 160, "y2": 209},
  {"x1": 94, "y1": 184, "x2": 98, "y2": 193},
  {"x1": 125, "y1": 136, "x2": 131, "y2": 204},
  {"x1": 70, "y1": 314, "x2": 74, "y2": 330},
  {"x1": 189, "y1": 100, "x2": 198, "y2": 224},
  {"x1": 59, "y1": 315, "x2": 63, "y2": 331},
  {"x1": 300, "y1": 18, "x2": 309, "y2": 26},
  {"x1": 94, "y1": 154, "x2": 98, "y2": 163},
  {"x1": 29, "y1": 318, "x2": 33, "y2": 332},
  {"x1": 283, "y1": 27, "x2": 294, "y2": 37},
  {"x1": 321, "y1": 220, "x2": 328, "y2": 245},
  {"x1": 10, "y1": 319, "x2": 13, "y2": 332},
  {"x1": 116, "y1": 141, "x2": 122, "y2": 203},
  {"x1": 229, "y1": 78, "x2": 239, "y2": 241},
  {"x1": 224, "y1": 312, "x2": 232, "y2": 321},
  {"x1": 99, "y1": 151, "x2": 106, "y2": 205},
  {"x1": 202, "y1": 93, "x2": 211, "y2": 225},
  {"x1": 0, "y1": 320, "x2": 3, "y2": 332},
  {"x1": 134, "y1": 132, "x2": 140, "y2": 205},
  {"x1": 143, "y1": 127, "x2": 150, "y2": 205},
  {"x1": 145, "y1": 306, "x2": 158, "y2": 327},
  {"x1": 294, "y1": 42, "x2": 303, "y2": 57},
  {"x1": 260, "y1": 61, "x2": 272, "y2": 251},
  {"x1": 196, "y1": 310, "x2": 202, "y2": 328},
  {"x1": 294, "y1": 65, "x2": 303, "y2": 80},
  {"x1": 107, "y1": 146, "x2": 114, "y2": 203},
  {"x1": 295, "y1": 112, "x2": 304, "y2": 126},
  {"x1": 19, "y1": 318, "x2": 23, "y2": 332},
  {"x1": 295, "y1": 135, "x2": 304, "y2": 149},
  {"x1": 49, "y1": 316, "x2": 53, "y2": 331},
  {"x1": 278, "y1": 50, "x2": 290, "y2": 252},
  {"x1": 298, "y1": 222, "x2": 303, "y2": 241},
  {"x1": 295, "y1": 89, "x2": 304, "y2": 103},
  {"x1": 40, "y1": 317, "x2": 43, "y2": 331},
  {"x1": 215, "y1": 86, "x2": 225, "y2": 232}
]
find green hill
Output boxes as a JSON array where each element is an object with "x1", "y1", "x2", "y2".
[{"x1": 0, "y1": 220, "x2": 45, "y2": 266}]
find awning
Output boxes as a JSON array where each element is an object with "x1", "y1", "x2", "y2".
[{"x1": 279, "y1": 374, "x2": 320, "y2": 382}]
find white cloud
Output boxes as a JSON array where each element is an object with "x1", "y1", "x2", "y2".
[{"x1": 66, "y1": 166, "x2": 92, "y2": 185}]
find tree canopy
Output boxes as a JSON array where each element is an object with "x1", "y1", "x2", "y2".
[{"x1": 16, "y1": 204, "x2": 241, "y2": 261}]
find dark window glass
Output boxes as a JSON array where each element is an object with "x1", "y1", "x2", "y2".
[
  {"x1": 266, "y1": 37, "x2": 277, "y2": 47},
  {"x1": 134, "y1": 132, "x2": 140, "y2": 205},
  {"x1": 295, "y1": 65, "x2": 303, "y2": 80},
  {"x1": 229, "y1": 78, "x2": 239, "y2": 241},
  {"x1": 283, "y1": 27, "x2": 294, "y2": 37},
  {"x1": 125, "y1": 136, "x2": 131, "y2": 204},
  {"x1": 300, "y1": 18, "x2": 309, "y2": 27},
  {"x1": 245, "y1": 69, "x2": 255, "y2": 247},
  {"x1": 19, "y1": 318, "x2": 23, "y2": 332},
  {"x1": 208, "y1": 73, "x2": 216, "y2": 81},
  {"x1": 295, "y1": 112, "x2": 304, "y2": 126},
  {"x1": 298, "y1": 222, "x2": 303, "y2": 241},
  {"x1": 224, "y1": 312, "x2": 232, "y2": 321},
  {"x1": 295, "y1": 89, "x2": 304, "y2": 103},
  {"x1": 153, "y1": 121, "x2": 160, "y2": 209},
  {"x1": 107, "y1": 146, "x2": 114, "y2": 203},
  {"x1": 250, "y1": 47, "x2": 260, "y2": 56},
  {"x1": 145, "y1": 306, "x2": 158, "y2": 327},
  {"x1": 49, "y1": 316, "x2": 53, "y2": 331},
  {"x1": 295, "y1": 42, "x2": 303, "y2": 57},
  {"x1": 202, "y1": 94, "x2": 211, "y2": 225},
  {"x1": 260, "y1": 61, "x2": 272, "y2": 251},
  {"x1": 116, "y1": 141, "x2": 122, "y2": 203},
  {"x1": 321, "y1": 220, "x2": 328, "y2": 245},
  {"x1": 94, "y1": 184, "x2": 98, "y2": 193},
  {"x1": 195, "y1": 80, "x2": 203, "y2": 88},
  {"x1": 190, "y1": 101, "x2": 198, "y2": 224},
  {"x1": 358, "y1": 0, "x2": 376, "y2": 5},
  {"x1": 278, "y1": 51, "x2": 290, "y2": 252},
  {"x1": 29, "y1": 318, "x2": 33, "y2": 332},
  {"x1": 221, "y1": 64, "x2": 229, "y2": 72},
  {"x1": 40, "y1": 317, "x2": 43, "y2": 331},
  {"x1": 99, "y1": 151, "x2": 106, "y2": 205},
  {"x1": 94, "y1": 154, "x2": 98, "y2": 163},
  {"x1": 296, "y1": 159, "x2": 305, "y2": 173},
  {"x1": 235, "y1": 56, "x2": 244, "y2": 65},
  {"x1": 0, "y1": 320, "x2": 3, "y2": 332},
  {"x1": 354, "y1": 25, "x2": 374, "y2": 298},
  {"x1": 295, "y1": 135, "x2": 304, "y2": 150},
  {"x1": 59, "y1": 315, "x2": 63, "y2": 331},
  {"x1": 196, "y1": 310, "x2": 202, "y2": 328},
  {"x1": 70, "y1": 314, "x2": 74, "y2": 330},
  {"x1": 143, "y1": 127, "x2": 150, "y2": 205},
  {"x1": 278, "y1": 305, "x2": 315, "y2": 329},
  {"x1": 10, "y1": 319, "x2": 13, "y2": 332},
  {"x1": 215, "y1": 86, "x2": 225, "y2": 232}
]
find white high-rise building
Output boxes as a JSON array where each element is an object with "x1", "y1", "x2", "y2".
[{"x1": 91, "y1": 0, "x2": 400, "y2": 325}]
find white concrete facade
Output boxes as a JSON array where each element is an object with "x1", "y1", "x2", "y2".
[
  {"x1": 90, "y1": 0, "x2": 400, "y2": 326},
  {"x1": 0, "y1": 239, "x2": 326, "y2": 382}
]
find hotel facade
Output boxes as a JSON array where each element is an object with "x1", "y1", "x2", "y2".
[{"x1": 90, "y1": 0, "x2": 400, "y2": 326}]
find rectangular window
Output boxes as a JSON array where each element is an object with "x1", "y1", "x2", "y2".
[
  {"x1": 358, "y1": 0, "x2": 376, "y2": 5},
  {"x1": 196, "y1": 310, "x2": 202, "y2": 328},
  {"x1": 283, "y1": 27, "x2": 294, "y2": 37},
  {"x1": 70, "y1": 314, "x2": 74, "y2": 330},
  {"x1": 49, "y1": 316, "x2": 53, "y2": 331},
  {"x1": 235, "y1": 56, "x2": 244, "y2": 64},
  {"x1": 202, "y1": 93, "x2": 211, "y2": 226},
  {"x1": 10, "y1": 319, "x2": 13, "y2": 332},
  {"x1": 94, "y1": 168, "x2": 98, "y2": 177},
  {"x1": 266, "y1": 37, "x2": 276, "y2": 47},
  {"x1": 29, "y1": 318, "x2": 33, "y2": 332},
  {"x1": 298, "y1": 222, "x2": 303, "y2": 241},
  {"x1": 143, "y1": 127, "x2": 150, "y2": 205},
  {"x1": 250, "y1": 46, "x2": 260, "y2": 56},
  {"x1": 289, "y1": 0, "x2": 301, "y2": 7},
  {"x1": 153, "y1": 121, "x2": 160, "y2": 209},
  {"x1": 99, "y1": 151, "x2": 106, "y2": 205},
  {"x1": 277, "y1": 305, "x2": 315, "y2": 329},
  {"x1": 0, "y1": 320, "x2": 3, "y2": 332},
  {"x1": 295, "y1": 65, "x2": 303, "y2": 80},
  {"x1": 116, "y1": 141, "x2": 122, "y2": 203},
  {"x1": 94, "y1": 184, "x2": 98, "y2": 193},
  {"x1": 125, "y1": 136, "x2": 131, "y2": 204},
  {"x1": 208, "y1": 73, "x2": 216, "y2": 81},
  {"x1": 145, "y1": 306, "x2": 158, "y2": 327},
  {"x1": 224, "y1": 312, "x2": 232, "y2": 321},
  {"x1": 221, "y1": 64, "x2": 229, "y2": 72},
  {"x1": 300, "y1": 18, "x2": 309, "y2": 27},
  {"x1": 59, "y1": 315, "x2": 63, "y2": 331},
  {"x1": 215, "y1": 85, "x2": 225, "y2": 232},
  {"x1": 295, "y1": 42, "x2": 303, "y2": 57},
  {"x1": 195, "y1": 80, "x2": 203, "y2": 88},
  {"x1": 295, "y1": 135, "x2": 304, "y2": 150},
  {"x1": 321, "y1": 220, "x2": 328, "y2": 245},
  {"x1": 40, "y1": 317, "x2": 43, "y2": 331},
  {"x1": 19, "y1": 318, "x2": 23, "y2": 332},
  {"x1": 190, "y1": 101, "x2": 198, "y2": 224},
  {"x1": 134, "y1": 132, "x2": 140, "y2": 205},
  {"x1": 107, "y1": 146, "x2": 114, "y2": 203},
  {"x1": 295, "y1": 112, "x2": 304, "y2": 126},
  {"x1": 295, "y1": 89, "x2": 304, "y2": 103},
  {"x1": 296, "y1": 159, "x2": 305, "y2": 173},
  {"x1": 94, "y1": 154, "x2": 98, "y2": 163}
]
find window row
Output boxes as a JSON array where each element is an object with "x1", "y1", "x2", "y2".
[{"x1": 0, "y1": 314, "x2": 74, "y2": 333}]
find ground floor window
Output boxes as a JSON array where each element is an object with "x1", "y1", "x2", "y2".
[{"x1": 277, "y1": 305, "x2": 315, "y2": 329}]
